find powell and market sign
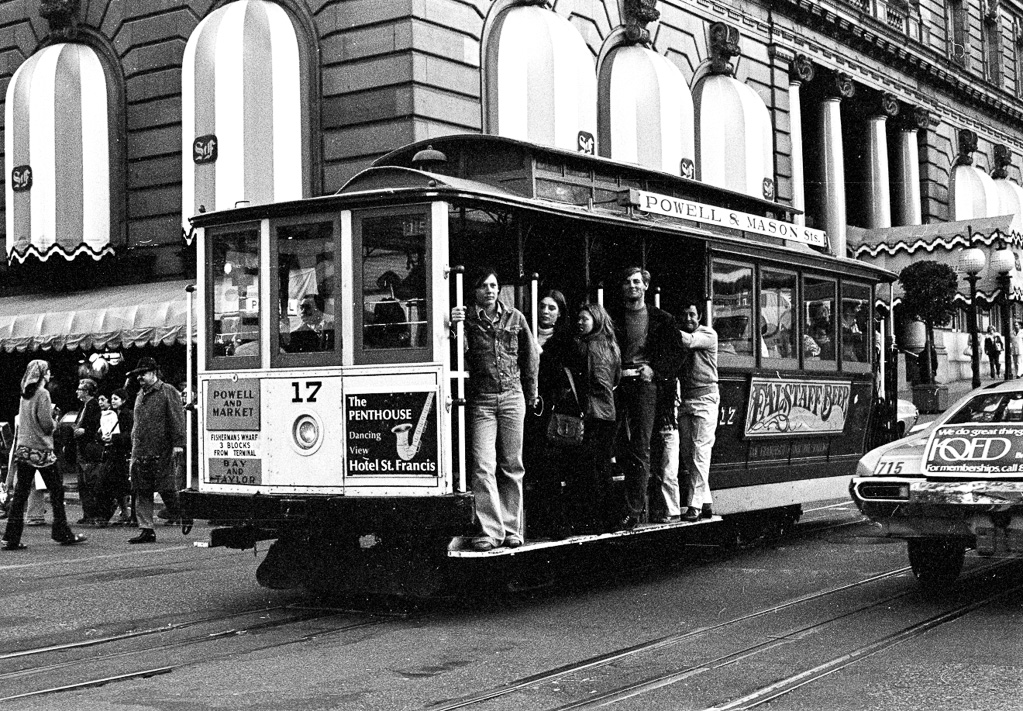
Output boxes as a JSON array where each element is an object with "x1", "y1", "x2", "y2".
[{"x1": 624, "y1": 188, "x2": 827, "y2": 248}]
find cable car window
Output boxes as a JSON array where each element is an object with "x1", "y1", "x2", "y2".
[
  {"x1": 803, "y1": 276, "x2": 837, "y2": 370},
  {"x1": 712, "y1": 260, "x2": 755, "y2": 367},
  {"x1": 273, "y1": 220, "x2": 339, "y2": 365},
  {"x1": 841, "y1": 282, "x2": 872, "y2": 372},
  {"x1": 354, "y1": 209, "x2": 431, "y2": 364},
  {"x1": 208, "y1": 226, "x2": 260, "y2": 369},
  {"x1": 760, "y1": 268, "x2": 798, "y2": 369}
]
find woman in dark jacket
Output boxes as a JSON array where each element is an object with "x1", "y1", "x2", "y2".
[
  {"x1": 100, "y1": 389, "x2": 134, "y2": 525},
  {"x1": 73, "y1": 378, "x2": 104, "y2": 524},
  {"x1": 567, "y1": 302, "x2": 621, "y2": 534},
  {"x1": 526, "y1": 289, "x2": 575, "y2": 539}
]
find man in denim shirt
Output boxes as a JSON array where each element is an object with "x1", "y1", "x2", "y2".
[{"x1": 452, "y1": 268, "x2": 539, "y2": 551}]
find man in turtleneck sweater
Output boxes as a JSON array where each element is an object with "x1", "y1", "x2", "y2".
[{"x1": 611, "y1": 267, "x2": 682, "y2": 530}]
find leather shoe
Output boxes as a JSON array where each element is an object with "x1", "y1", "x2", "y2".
[
  {"x1": 680, "y1": 507, "x2": 700, "y2": 522},
  {"x1": 654, "y1": 515, "x2": 681, "y2": 524},
  {"x1": 504, "y1": 538, "x2": 523, "y2": 549},
  {"x1": 1, "y1": 540, "x2": 27, "y2": 550},
  {"x1": 471, "y1": 538, "x2": 495, "y2": 552},
  {"x1": 617, "y1": 515, "x2": 639, "y2": 531},
  {"x1": 129, "y1": 529, "x2": 157, "y2": 544},
  {"x1": 59, "y1": 533, "x2": 88, "y2": 546},
  {"x1": 701, "y1": 504, "x2": 714, "y2": 519}
]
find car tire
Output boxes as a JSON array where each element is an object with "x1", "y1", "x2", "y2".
[{"x1": 907, "y1": 538, "x2": 966, "y2": 592}]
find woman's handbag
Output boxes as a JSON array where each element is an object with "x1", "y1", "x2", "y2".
[{"x1": 546, "y1": 368, "x2": 585, "y2": 447}]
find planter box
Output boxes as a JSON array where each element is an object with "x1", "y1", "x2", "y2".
[{"x1": 912, "y1": 384, "x2": 950, "y2": 414}]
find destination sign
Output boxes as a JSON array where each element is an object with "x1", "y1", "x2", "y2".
[
  {"x1": 923, "y1": 424, "x2": 1023, "y2": 477},
  {"x1": 744, "y1": 377, "x2": 851, "y2": 438},
  {"x1": 628, "y1": 188, "x2": 827, "y2": 248},
  {"x1": 206, "y1": 378, "x2": 260, "y2": 431}
]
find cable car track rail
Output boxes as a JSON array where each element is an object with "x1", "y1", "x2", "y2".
[
  {"x1": 427, "y1": 558, "x2": 1017, "y2": 711},
  {"x1": 0, "y1": 604, "x2": 396, "y2": 703}
]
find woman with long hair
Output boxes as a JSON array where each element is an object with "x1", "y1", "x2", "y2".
[
  {"x1": 526, "y1": 289, "x2": 574, "y2": 539},
  {"x1": 567, "y1": 302, "x2": 621, "y2": 534},
  {"x1": 1, "y1": 360, "x2": 86, "y2": 549}
]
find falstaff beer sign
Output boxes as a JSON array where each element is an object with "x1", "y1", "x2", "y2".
[
  {"x1": 924, "y1": 424, "x2": 1023, "y2": 477},
  {"x1": 744, "y1": 377, "x2": 851, "y2": 438}
]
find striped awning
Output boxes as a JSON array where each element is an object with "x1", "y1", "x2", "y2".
[
  {"x1": 0, "y1": 280, "x2": 196, "y2": 353},
  {"x1": 598, "y1": 44, "x2": 695, "y2": 175},
  {"x1": 4, "y1": 43, "x2": 112, "y2": 263},
  {"x1": 950, "y1": 164, "x2": 999, "y2": 221},
  {"x1": 693, "y1": 74, "x2": 774, "y2": 200},
  {"x1": 483, "y1": 4, "x2": 598, "y2": 154},
  {"x1": 182, "y1": 0, "x2": 307, "y2": 243}
]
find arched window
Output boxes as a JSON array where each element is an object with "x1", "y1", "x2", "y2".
[
  {"x1": 597, "y1": 42, "x2": 695, "y2": 175},
  {"x1": 693, "y1": 73, "x2": 774, "y2": 200},
  {"x1": 5, "y1": 43, "x2": 114, "y2": 262},
  {"x1": 182, "y1": 0, "x2": 309, "y2": 240},
  {"x1": 482, "y1": 1, "x2": 597, "y2": 154}
]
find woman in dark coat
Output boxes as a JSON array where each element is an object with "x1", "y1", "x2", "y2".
[
  {"x1": 525, "y1": 289, "x2": 575, "y2": 539},
  {"x1": 566, "y1": 302, "x2": 621, "y2": 535},
  {"x1": 100, "y1": 388, "x2": 134, "y2": 525}
]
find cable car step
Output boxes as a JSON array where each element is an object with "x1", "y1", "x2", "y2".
[{"x1": 447, "y1": 516, "x2": 721, "y2": 557}]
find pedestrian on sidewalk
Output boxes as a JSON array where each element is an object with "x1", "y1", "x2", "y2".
[
  {"x1": 984, "y1": 326, "x2": 1004, "y2": 379},
  {"x1": 2, "y1": 360, "x2": 86, "y2": 550},
  {"x1": 72, "y1": 378, "x2": 104, "y2": 525},
  {"x1": 127, "y1": 357, "x2": 185, "y2": 544}
]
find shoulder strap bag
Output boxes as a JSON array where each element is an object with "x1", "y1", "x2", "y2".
[{"x1": 546, "y1": 367, "x2": 585, "y2": 447}]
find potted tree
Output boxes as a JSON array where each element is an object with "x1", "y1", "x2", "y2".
[{"x1": 899, "y1": 260, "x2": 958, "y2": 413}]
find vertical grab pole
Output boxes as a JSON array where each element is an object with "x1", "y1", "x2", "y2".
[
  {"x1": 597, "y1": 282, "x2": 604, "y2": 308},
  {"x1": 185, "y1": 284, "x2": 195, "y2": 490},
  {"x1": 530, "y1": 273, "x2": 539, "y2": 340},
  {"x1": 455, "y1": 267, "x2": 467, "y2": 493},
  {"x1": 654, "y1": 286, "x2": 661, "y2": 309}
]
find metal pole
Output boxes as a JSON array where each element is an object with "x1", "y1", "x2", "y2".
[
  {"x1": 1001, "y1": 273, "x2": 1014, "y2": 381},
  {"x1": 454, "y1": 267, "x2": 466, "y2": 494},
  {"x1": 530, "y1": 273, "x2": 539, "y2": 341},
  {"x1": 185, "y1": 284, "x2": 195, "y2": 490},
  {"x1": 968, "y1": 273, "x2": 982, "y2": 389}
]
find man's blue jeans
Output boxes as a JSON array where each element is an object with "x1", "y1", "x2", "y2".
[{"x1": 469, "y1": 390, "x2": 526, "y2": 545}]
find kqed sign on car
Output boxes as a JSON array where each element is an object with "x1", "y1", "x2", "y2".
[{"x1": 923, "y1": 423, "x2": 1023, "y2": 476}]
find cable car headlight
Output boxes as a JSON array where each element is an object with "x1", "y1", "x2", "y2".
[{"x1": 291, "y1": 412, "x2": 323, "y2": 455}]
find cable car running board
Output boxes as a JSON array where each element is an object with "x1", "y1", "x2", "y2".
[{"x1": 447, "y1": 516, "x2": 722, "y2": 557}]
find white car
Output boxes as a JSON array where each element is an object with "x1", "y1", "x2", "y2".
[{"x1": 851, "y1": 381, "x2": 1023, "y2": 590}]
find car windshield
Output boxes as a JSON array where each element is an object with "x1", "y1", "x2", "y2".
[{"x1": 946, "y1": 392, "x2": 1023, "y2": 424}]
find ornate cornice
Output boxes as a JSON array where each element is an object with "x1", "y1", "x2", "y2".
[{"x1": 773, "y1": 0, "x2": 1023, "y2": 127}]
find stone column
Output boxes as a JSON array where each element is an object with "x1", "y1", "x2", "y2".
[
  {"x1": 788, "y1": 55, "x2": 814, "y2": 225},
  {"x1": 864, "y1": 93, "x2": 899, "y2": 229},
  {"x1": 892, "y1": 108, "x2": 927, "y2": 226},
  {"x1": 821, "y1": 73, "x2": 854, "y2": 258}
]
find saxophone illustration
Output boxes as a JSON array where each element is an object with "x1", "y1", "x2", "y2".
[{"x1": 392, "y1": 392, "x2": 435, "y2": 461}]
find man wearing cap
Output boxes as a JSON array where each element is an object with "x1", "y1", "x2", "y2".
[{"x1": 127, "y1": 357, "x2": 186, "y2": 544}]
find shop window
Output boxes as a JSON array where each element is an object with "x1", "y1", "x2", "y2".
[
  {"x1": 712, "y1": 260, "x2": 755, "y2": 367},
  {"x1": 209, "y1": 226, "x2": 261, "y2": 369},
  {"x1": 273, "y1": 220, "x2": 339, "y2": 366},
  {"x1": 354, "y1": 210, "x2": 431, "y2": 364},
  {"x1": 761, "y1": 269, "x2": 798, "y2": 369},
  {"x1": 803, "y1": 276, "x2": 837, "y2": 370},
  {"x1": 841, "y1": 282, "x2": 872, "y2": 372}
]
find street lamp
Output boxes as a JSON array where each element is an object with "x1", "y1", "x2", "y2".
[
  {"x1": 991, "y1": 246, "x2": 1016, "y2": 381},
  {"x1": 959, "y1": 247, "x2": 985, "y2": 389}
]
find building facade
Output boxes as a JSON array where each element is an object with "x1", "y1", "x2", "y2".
[{"x1": 2, "y1": 0, "x2": 1023, "y2": 414}]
